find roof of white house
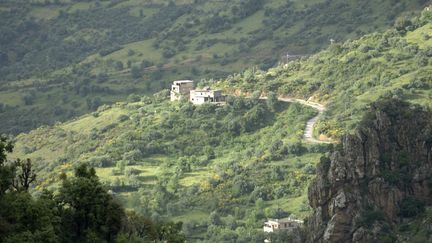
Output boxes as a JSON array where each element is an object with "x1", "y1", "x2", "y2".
[
  {"x1": 193, "y1": 86, "x2": 221, "y2": 92},
  {"x1": 266, "y1": 217, "x2": 304, "y2": 224},
  {"x1": 173, "y1": 80, "x2": 194, "y2": 85}
]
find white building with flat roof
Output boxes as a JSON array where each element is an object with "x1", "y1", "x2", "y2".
[
  {"x1": 263, "y1": 217, "x2": 303, "y2": 233},
  {"x1": 170, "y1": 80, "x2": 194, "y2": 101},
  {"x1": 190, "y1": 87, "x2": 225, "y2": 105}
]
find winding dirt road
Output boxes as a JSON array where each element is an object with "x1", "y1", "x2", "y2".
[
  {"x1": 278, "y1": 97, "x2": 327, "y2": 143},
  {"x1": 259, "y1": 96, "x2": 328, "y2": 143}
]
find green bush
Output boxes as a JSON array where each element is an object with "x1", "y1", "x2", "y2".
[
  {"x1": 357, "y1": 209, "x2": 385, "y2": 228},
  {"x1": 399, "y1": 197, "x2": 425, "y2": 218}
]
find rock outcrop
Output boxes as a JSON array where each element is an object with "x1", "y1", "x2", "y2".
[{"x1": 305, "y1": 98, "x2": 432, "y2": 242}]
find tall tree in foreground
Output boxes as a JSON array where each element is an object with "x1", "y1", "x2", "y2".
[
  {"x1": 0, "y1": 136, "x2": 186, "y2": 242},
  {"x1": 0, "y1": 136, "x2": 59, "y2": 242},
  {"x1": 57, "y1": 164, "x2": 124, "y2": 243}
]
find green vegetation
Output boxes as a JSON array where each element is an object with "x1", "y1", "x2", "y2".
[
  {"x1": 356, "y1": 208, "x2": 385, "y2": 228},
  {"x1": 1, "y1": 2, "x2": 432, "y2": 242},
  {"x1": 218, "y1": 8, "x2": 432, "y2": 138},
  {"x1": 10, "y1": 93, "x2": 330, "y2": 241},
  {"x1": 0, "y1": 136, "x2": 185, "y2": 242},
  {"x1": 399, "y1": 197, "x2": 426, "y2": 218},
  {"x1": 397, "y1": 207, "x2": 432, "y2": 242},
  {"x1": 0, "y1": 0, "x2": 427, "y2": 134}
]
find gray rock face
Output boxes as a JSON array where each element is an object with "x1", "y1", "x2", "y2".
[{"x1": 305, "y1": 99, "x2": 432, "y2": 243}]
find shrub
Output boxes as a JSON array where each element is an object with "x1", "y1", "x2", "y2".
[
  {"x1": 357, "y1": 209, "x2": 385, "y2": 228},
  {"x1": 399, "y1": 197, "x2": 425, "y2": 218}
]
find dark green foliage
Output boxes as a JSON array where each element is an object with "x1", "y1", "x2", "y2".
[
  {"x1": 0, "y1": 136, "x2": 15, "y2": 198},
  {"x1": 131, "y1": 65, "x2": 142, "y2": 79},
  {"x1": 0, "y1": 138, "x2": 185, "y2": 242},
  {"x1": 12, "y1": 158, "x2": 37, "y2": 192},
  {"x1": 381, "y1": 170, "x2": 400, "y2": 185},
  {"x1": 0, "y1": 192, "x2": 60, "y2": 243},
  {"x1": 265, "y1": 207, "x2": 290, "y2": 219},
  {"x1": 357, "y1": 209, "x2": 385, "y2": 228},
  {"x1": 209, "y1": 211, "x2": 223, "y2": 226},
  {"x1": 266, "y1": 229, "x2": 294, "y2": 243},
  {"x1": 0, "y1": 136, "x2": 13, "y2": 163},
  {"x1": 394, "y1": 16, "x2": 413, "y2": 32},
  {"x1": 156, "y1": 221, "x2": 185, "y2": 243},
  {"x1": 399, "y1": 197, "x2": 425, "y2": 218},
  {"x1": 0, "y1": 138, "x2": 58, "y2": 242},
  {"x1": 266, "y1": 91, "x2": 278, "y2": 111}
]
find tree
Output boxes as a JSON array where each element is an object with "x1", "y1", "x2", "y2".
[
  {"x1": 131, "y1": 65, "x2": 142, "y2": 79},
  {"x1": 0, "y1": 137, "x2": 59, "y2": 242},
  {"x1": 156, "y1": 221, "x2": 185, "y2": 243},
  {"x1": 266, "y1": 91, "x2": 278, "y2": 111},
  {"x1": 394, "y1": 16, "x2": 412, "y2": 32},
  {"x1": 115, "y1": 61, "x2": 124, "y2": 70},
  {"x1": 57, "y1": 164, "x2": 125, "y2": 242},
  {"x1": 209, "y1": 211, "x2": 223, "y2": 226},
  {"x1": 399, "y1": 197, "x2": 425, "y2": 218},
  {"x1": 0, "y1": 136, "x2": 14, "y2": 195},
  {"x1": 119, "y1": 211, "x2": 158, "y2": 241},
  {"x1": 12, "y1": 159, "x2": 36, "y2": 191},
  {"x1": 162, "y1": 47, "x2": 176, "y2": 58}
]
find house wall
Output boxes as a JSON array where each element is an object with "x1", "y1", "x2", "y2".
[
  {"x1": 178, "y1": 83, "x2": 194, "y2": 93},
  {"x1": 171, "y1": 82, "x2": 194, "y2": 101},
  {"x1": 189, "y1": 90, "x2": 226, "y2": 105},
  {"x1": 190, "y1": 96, "x2": 206, "y2": 105}
]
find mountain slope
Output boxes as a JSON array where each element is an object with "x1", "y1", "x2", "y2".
[
  {"x1": 0, "y1": 0, "x2": 428, "y2": 134},
  {"x1": 218, "y1": 7, "x2": 432, "y2": 138},
  {"x1": 5, "y1": 5, "x2": 432, "y2": 243},
  {"x1": 11, "y1": 92, "x2": 327, "y2": 241}
]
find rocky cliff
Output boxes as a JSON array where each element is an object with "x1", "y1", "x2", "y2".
[{"x1": 305, "y1": 98, "x2": 432, "y2": 243}]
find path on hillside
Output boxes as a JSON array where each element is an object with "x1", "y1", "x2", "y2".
[{"x1": 258, "y1": 96, "x2": 328, "y2": 143}]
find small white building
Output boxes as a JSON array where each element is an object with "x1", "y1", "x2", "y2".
[
  {"x1": 170, "y1": 80, "x2": 194, "y2": 101},
  {"x1": 263, "y1": 217, "x2": 303, "y2": 233},
  {"x1": 190, "y1": 87, "x2": 226, "y2": 105}
]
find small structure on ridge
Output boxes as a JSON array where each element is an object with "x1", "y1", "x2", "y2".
[
  {"x1": 263, "y1": 217, "x2": 304, "y2": 233},
  {"x1": 190, "y1": 87, "x2": 226, "y2": 105},
  {"x1": 170, "y1": 80, "x2": 226, "y2": 105},
  {"x1": 170, "y1": 80, "x2": 194, "y2": 101}
]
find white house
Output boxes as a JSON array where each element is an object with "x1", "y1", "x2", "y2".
[
  {"x1": 263, "y1": 217, "x2": 304, "y2": 233},
  {"x1": 189, "y1": 87, "x2": 225, "y2": 105},
  {"x1": 170, "y1": 80, "x2": 194, "y2": 101}
]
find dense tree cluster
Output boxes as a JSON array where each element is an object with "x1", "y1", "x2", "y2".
[{"x1": 0, "y1": 136, "x2": 185, "y2": 242}]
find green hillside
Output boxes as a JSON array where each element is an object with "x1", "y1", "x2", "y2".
[
  {"x1": 0, "y1": 0, "x2": 428, "y2": 134},
  {"x1": 11, "y1": 92, "x2": 328, "y2": 241},
  {"x1": 7, "y1": 7, "x2": 432, "y2": 242},
  {"x1": 218, "y1": 8, "x2": 432, "y2": 138}
]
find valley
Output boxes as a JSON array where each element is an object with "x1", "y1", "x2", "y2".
[{"x1": 0, "y1": 1, "x2": 431, "y2": 242}]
